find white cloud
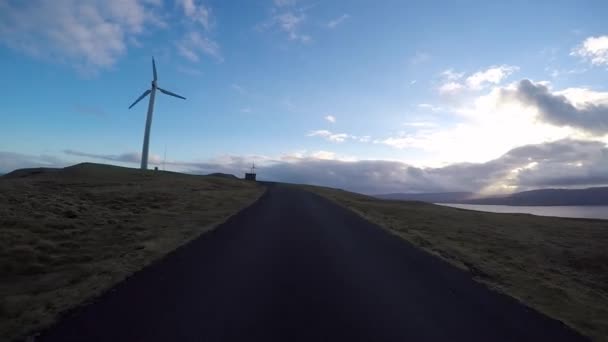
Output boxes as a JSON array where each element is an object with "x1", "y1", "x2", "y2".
[
  {"x1": 174, "y1": 1, "x2": 220, "y2": 64},
  {"x1": 257, "y1": 0, "x2": 312, "y2": 43},
  {"x1": 379, "y1": 82, "x2": 600, "y2": 166},
  {"x1": 177, "y1": 0, "x2": 212, "y2": 31},
  {"x1": 308, "y1": 130, "x2": 331, "y2": 137},
  {"x1": 417, "y1": 103, "x2": 442, "y2": 112},
  {"x1": 441, "y1": 69, "x2": 464, "y2": 81},
  {"x1": 465, "y1": 65, "x2": 519, "y2": 90},
  {"x1": 307, "y1": 130, "x2": 350, "y2": 143},
  {"x1": 281, "y1": 150, "x2": 307, "y2": 160},
  {"x1": 311, "y1": 150, "x2": 336, "y2": 159},
  {"x1": 0, "y1": 0, "x2": 223, "y2": 70},
  {"x1": 327, "y1": 14, "x2": 350, "y2": 29},
  {"x1": 280, "y1": 150, "x2": 357, "y2": 162},
  {"x1": 275, "y1": 12, "x2": 310, "y2": 42},
  {"x1": 176, "y1": 31, "x2": 222, "y2": 62},
  {"x1": 307, "y1": 130, "x2": 373, "y2": 144},
  {"x1": 0, "y1": 0, "x2": 165, "y2": 73},
  {"x1": 403, "y1": 121, "x2": 437, "y2": 128},
  {"x1": 571, "y1": 35, "x2": 608, "y2": 66},
  {"x1": 325, "y1": 115, "x2": 336, "y2": 123},
  {"x1": 438, "y1": 81, "x2": 465, "y2": 95},
  {"x1": 546, "y1": 66, "x2": 588, "y2": 80},
  {"x1": 276, "y1": 12, "x2": 303, "y2": 33},
  {"x1": 555, "y1": 87, "x2": 608, "y2": 107},
  {"x1": 438, "y1": 65, "x2": 518, "y2": 94},
  {"x1": 378, "y1": 136, "x2": 422, "y2": 149},
  {"x1": 179, "y1": 0, "x2": 197, "y2": 15}
]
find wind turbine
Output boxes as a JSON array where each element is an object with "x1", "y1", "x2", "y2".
[{"x1": 129, "y1": 57, "x2": 186, "y2": 170}]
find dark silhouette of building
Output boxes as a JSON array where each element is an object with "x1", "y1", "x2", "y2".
[{"x1": 245, "y1": 162, "x2": 256, "y2": 181}]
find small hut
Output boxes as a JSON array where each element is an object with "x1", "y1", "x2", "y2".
[{"x1": 244, "y1": 163, "x2": 256, "y2": 181}]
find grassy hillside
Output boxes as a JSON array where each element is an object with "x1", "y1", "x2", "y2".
[
  {"x1": 302, "y1": 185, "x2": 608, "y2": 341},
  {"x1": 0, "y1": 163, "x2": 265, "y2": 341}
]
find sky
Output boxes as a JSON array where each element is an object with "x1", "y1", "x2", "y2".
[{"x1": 1, "y1": 0, "x2": 608, "y2": 194}]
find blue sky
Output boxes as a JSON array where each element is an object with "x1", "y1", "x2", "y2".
[{"x1": 1, "y1": 0, "x2": 608, "y2": 194}]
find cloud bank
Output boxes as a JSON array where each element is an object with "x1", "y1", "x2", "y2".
[
  {"x1": 175, "y1": 139, "x2": 608, "y2": 194},
  {"x1": 4, "y1": 139, "x2": 607, "y2": 195},
  {"x1": 502, "y1": 79, "x2": 608, "y2": 135},
  {"x1": 64, "y1": 150, "x2": 162, "y2": 164}
]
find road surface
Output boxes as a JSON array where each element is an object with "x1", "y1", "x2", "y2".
[{"x1": 39, "y1": 184, "x2": 586, "y2": 341}]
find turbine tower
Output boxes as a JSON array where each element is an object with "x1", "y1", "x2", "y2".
[{"x1": 129, "y1": 58, "x2": 186, "y2": 170}]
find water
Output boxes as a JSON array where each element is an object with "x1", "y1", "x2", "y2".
[{"x1": 437, "y1": 204, "x2": 608, "y2": 220}]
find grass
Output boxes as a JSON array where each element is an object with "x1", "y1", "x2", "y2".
[
  {"x1": 301, "y1": 184, "x2": 608, "y2": 341},
  {"x1": 0, "y1": 163, "x2": 265, "y2": 341}
]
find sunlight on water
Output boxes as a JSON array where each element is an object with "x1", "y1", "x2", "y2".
[{"x1": 437, "y1": 204, "x2": 608, "y2": 220}]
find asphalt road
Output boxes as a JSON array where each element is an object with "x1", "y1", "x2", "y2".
[{"x1": 39, "y1": 184, "x2": 586, "y2": 342}]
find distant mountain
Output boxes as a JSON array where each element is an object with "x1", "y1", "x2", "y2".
[
  {"x1": 376, "y1": 187, "x2": 608, "y2": 206},
  {"x1": 375, "y1": 192, "x2": 475, "y2": 203},
  {"x1": 466, "y1": 187, "x2": 608, "y2": 206}
]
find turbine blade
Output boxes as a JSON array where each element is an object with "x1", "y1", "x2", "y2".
[
  {"x1": 128, "y1": 89, "x2": 151, "y2": 109},
  {"x1": 152, "y1": 57, "x2": 157, "y2": 81},
  {"x1": 158, "y1": 87, "x2": 186, "y2": 100}
]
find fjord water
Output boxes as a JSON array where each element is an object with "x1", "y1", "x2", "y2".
[{"x1": 438, "y1": 204, "x2": 608, "y2": 220}]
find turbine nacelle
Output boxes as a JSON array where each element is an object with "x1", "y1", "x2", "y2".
[{"x1": 129, "y1": 58, "x2": 185, "y2": 109}]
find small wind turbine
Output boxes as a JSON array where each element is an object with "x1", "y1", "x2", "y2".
[{"x1": 129, "y1": 57, "x2": 186, "y2": 170}]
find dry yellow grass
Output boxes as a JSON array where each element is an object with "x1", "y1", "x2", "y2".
[
  {"x1": 0, "y1": 163, "x2": 265, "y2": 341},
  {"x1": 302, "y1": 185, "x2": 608, "y2": 341}
]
